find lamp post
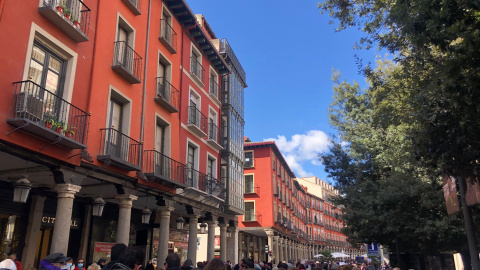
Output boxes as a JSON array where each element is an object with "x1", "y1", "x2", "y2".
[
  {"x1": 13, "y1": 176, "x2": 31, "y2": 203},
  {"x1": 200, "y1": 222, "x2": 207, "y2": 234},
  {"x1": 142, "y1": 207, "x2": 152, "y2": 224},
  {"x1": 92, "y1": 197, "x2": 106, "y2": 216},
  {"x1": 176, "y1": 217, "x2": 185, "y2": 230}
]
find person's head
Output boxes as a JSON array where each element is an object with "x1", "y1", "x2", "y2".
[
  {"x1": 97, "y1": 258, "x2": 107, "y2": 268},
  {"x1": 241, "y1": 259, "x2": 254, "y2": 270},
  {"x1": 0, "y1": 258, "x2": 17, "y2": 270},
  {"x1": 276, "y1": 263, "x2": 288, "y2": 270},
  {"x1": 87, "y1": 264, "x2": 101, "y2": 270},
  {"x1": 202, "y1": 259, "x2": 225, "y2": 270},
  {"x1": 181, "y1": 259, "x2": 193, "y2": 270},
  {"x1": 119, "y1": 246, "x2": 145, "y2": 270},
  {"x1": 111, "y1": 243, "x2": 128, "y2": 261},
  {"x1": 77, "y1": 259, "x2": 85, "y2": 269},
  {"x1": 392, "y1": 268, "x2": 400, "y2": 270},
  {"x1": 225, "y1": 264, "x2": 232, "y2": 270},
  {"x1": 164, "y1": 253, "x2": 180, "y2": 269},
  {"x1": 297, "y1": 265, "x2": 305, "y2": 270},
  {"x1": 44, "y1": 253, "x2": 72, "y2": 270},
  {"x1": 7, "y1": 252, "x2": 17, "y2": 261}
]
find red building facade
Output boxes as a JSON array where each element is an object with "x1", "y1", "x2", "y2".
[
  {"x1": 240, "y1": 140, "x2": 360, "y2": 262},
  {"x1": 0, "y1": 0, "x2": 242, "y2": 266}
]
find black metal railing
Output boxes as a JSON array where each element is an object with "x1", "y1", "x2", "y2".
[
  {"x1": 190, "y1": 56, "x2": 204, "y2": 83},
  {"x1": 113, "y1": 41, "x2": 142, "y2": 80},
  {"x1": 205, "y1": 175, "x2": 225, "y2": 199},
  {"x1": 244, "y1": 182, "x2": 260, "y2": 195},
  {"x1": 160, "y1": 18, "x2": 177, "y2": 50},
  {"x1": 188, "y1": 106, "x2": 207, "y2": 134},
  {"x1": 186, "y1": 167, "x2": 208, "y2": 192},
  {"x1": 244, "y1": 210, "x2": 262, "y2": 223},
  {"x1": 156, "y1": 77, "x2": 179, "y2": 109},
  {"x1": 43, "y1": 0, "x2": 91, "y2": 36},
  {"x1": 209, "y1": 77, "x2": 220, "y2": 101},
  {"x1": 10, "y1": 80, "x2": 90, "y2": 145},
  {"x1": 207, "y1": 121, "x2": 222, "y2": 145},
  {"x1": 144, "y1": 150, "x2": 186, "y2": 185},
  {"x1": 99, "y1": 128, "x2": 141, "y2": 166}
]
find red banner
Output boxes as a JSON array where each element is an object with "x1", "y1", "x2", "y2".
[{"x1": 95, "y1": 242, "x2": 115, "y2": 253}]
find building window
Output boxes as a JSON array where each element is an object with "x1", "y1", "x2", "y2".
[
  {"x1": 272, "y1": 157, "x2": 275, "y2": 170},
  {"x1": 244, "y1": 175, "x2": 254, "y2": 194},
  {"x1": 274, "y1": 201, "x2": 277, "y2": 221},
  {"x1": 207, "y1": 156, "x2": 215, "y2": 177},
  {"x1": 244, "y1": 151, "x2": 253, "y2": 168},
  {"x1": 244, "y1": 201, "x2": 255, "y2": 221},
  {"x1": 187, "y1": 144, "x2": 198, "y2": 188}
]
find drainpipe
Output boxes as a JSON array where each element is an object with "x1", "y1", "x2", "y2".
[
  {"x1": 86, "y1": 0, "x2": 101, "y2": 114},
  {"x1": 139, "y1": 0, "x2": 152, "y2": 165}
]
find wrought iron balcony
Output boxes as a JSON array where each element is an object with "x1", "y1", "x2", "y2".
[
  {"x1": 205, "y1": 175, "x2": 225, "y2": 200},
  {"x1": 97, "y1": 128, "x2": 142, "y2": 171},
  {"x1": 277, "y1": 213, "x2": 282, "y2": 223},
  {"x1": 154, "y1": 77, "x2": 179, "y2": 112},
  {"x1": 244, "y1": 182, "x2": 260, "y2": 195},
  {"x1": 7, "y1": 80, "x2": 90, "y2": 149},
  {"x1": 187, "y1": 106, "x2": 207, "y2": 137},
  {"x1": 39, "y1": 0, "x2": 90, "y2": 42},
  {"x1": 209, "y1": 77, "x2": 220, "y2": 103},
  {"x1": 207, "y1": 121, "x2": 223, "y2": 150},
  {"x1": 159, "y1": 19, "x2": 177, "y2": 54},
  {"x1": 112, "y1": 41, "x2": 142, "y2": 84},
  {"x1": 190, "y1": 56, "x2": 204, "y2": 85},
  {"x1": 121, "y1": 0, "x2": 141, "y2": 15},
  {"x1": 185, "y1": 167, "x2": 208, "y2": 192},
  {"x1": 273, "y1": 185, "x2": 278, "y2": 196},
  {"x1": 243, "y1": 210, "x2": 262, "y2": 223},
  {"x1": 144, "y1": 150, "x2": 186, "y2": 188}
]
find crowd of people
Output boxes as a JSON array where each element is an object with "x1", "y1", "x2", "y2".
[{"x1": 0, "y1": 246, "x2": 399, "y2": 270}]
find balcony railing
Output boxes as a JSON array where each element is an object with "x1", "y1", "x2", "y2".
[
  {"x1": 98, "y1": 128, "x2": 142, "y2": 171},
  {"x1": 244, "y1": 183, "x2": 260, "y2": 195},
  {"x1": 207, "y1": 121, "x2": 223, "y2": 149},
  {"x1": 159, "y1": 19, "x2": 177, "y2": 53},
  {"x1": 121, "y1": 0, "x2": 141, "y2": 15},
  {"x1": 186, "y1": 167, "x2": 208, "y2": 192},
  {"x1": 144, "y1": 150, "x2": 186, "y2": 187},
  {"x1": 187, "y1": 106, "x2": 207, "y2": 137},
  {"x1": 190, "y1": 57, "x2": 204, "y2": 84},
  {"x1": 209, "y1": 77, "x2": 220, "y2": 102},
  {"x1": 112, "y1": 41, "x2": 142, "y2": 84},
  {"x1": 154, "y1": 77, "x2": 179, "y2": 112},
  {"x1": 7, "y1": 80, "x2": 90, "y2": 149},
  {"x1": 40, "y1": 0, "x2": 90, "y2": 42},
  {"x1": 244, "y1": 210, "x2": 262, "y2": 223},
  {"x1": 205, "y1": 175, "x2": 225, "y2": 200}
]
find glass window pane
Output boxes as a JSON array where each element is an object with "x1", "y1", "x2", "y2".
[
  {"x1": 31, "y1": 45, "x2": 45, "y2": 63},
  {"x1": 28, "y1": 60, "x2": 44, "y2": 85},
  {"x1": 49, "y1": 57, "x2": 61, "y2": 73},
  {"x1": 45, "y1": 70, "x2": 59, "y2": 94}
]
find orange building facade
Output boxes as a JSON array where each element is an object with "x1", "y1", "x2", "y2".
[
  {"x1": 239, "y1": 140, "x2": 361, "y2": 262},
  {"x1": 0, "y1": 0, "x2": 244, "y2": 266}
]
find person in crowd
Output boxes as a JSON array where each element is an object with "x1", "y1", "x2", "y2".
[
  {"x1": 202, "y1": 259, "x2": 224, "y2": 270},
  {"x1": 196, "y1": 262, "x2": 204, "y2": 270},
  {"x1": 39, "y1": 253, "x2": 71, "y2": 270},
  {"x1": 111, "y1": 246, "x2": 145, "y2": 270},
  {"x1": 88, "y1": 263, "x2": 101, "y2": 270},
  {"x1": 225, "y1": 264, "x2": 232, "y2": 270},
  {"x1": 297, "y1": 264, "x2": 305, "y2": 270},
  {"x1": 7, "y1": 252, "x2": 22, "y2": 270},
  {"x1": 164, "y1": 253, "x2": 181, "y2": 270},
  {"x1": 181, "y1": 260, "x2": 193, "y2": 270},
  {"x1": 0, "y1": 258, "x2": 17, "y2": 270},
  {"x1": 64, "y1": 258, "x2": 75, "y2": 270},
  {"x1": 97, "y1": 259, "x2": 107, "y2": 269},
  {"x1": 103, "y1": 243, "x2": 127, "y2": 270},
  {"x1": 145, "y1": 260, "x2": 155, "y2": 270},
  {"x1": 74, "y1": 259, "x2": 85, "y2": 270},
  {"x1": 240, "y1": 259, "x2": 254, "y2": 270}
]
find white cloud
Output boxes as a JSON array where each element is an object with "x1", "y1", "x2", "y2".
[{"x1": 264, "y1": 130, "x2": 330, "y2": 177}]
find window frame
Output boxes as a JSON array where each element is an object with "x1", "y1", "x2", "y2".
[{"x1": 244, "y1": 150, "x2": 254, "y2": 168}]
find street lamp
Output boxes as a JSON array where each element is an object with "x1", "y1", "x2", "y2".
[
  {"x1": 200, "y1": 222, "x2": 207, "y2": 234},
  {"x1": 13, "y1": 176, "x2": 31, "y2": 203},
  {"x1": 92, "y1": 197, "x2": 106, "y2": 216},
  {"x1": 226, "y1": 226, "x2": 232, "y2": 237},
  {"x1": 176, "y1": 217, "x2": 185, "y2": 230},
  {"x1": 142, "y1": 207, "x2": 152, "y2": 224}
]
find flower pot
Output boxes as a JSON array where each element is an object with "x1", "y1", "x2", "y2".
[
  {"x1": 56, "y1": 127, "x2": 63, "y2": 133},
  {"x1": 65, "y1": 14, "x2": 71, "y2": 20},
  {"x1": 56, "y1": 6, "x2": 64, "y2": 13},
  {"x1": 65, "y1": 131, "x2": 74, "y2": 138},
  {"x1": 74, "y1": 21, "x2": 80, "y2": 28},
  {"x1": 45, "y1": 122, "x2": 53, "y2": 129}
]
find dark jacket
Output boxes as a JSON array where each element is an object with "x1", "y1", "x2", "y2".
[
  {"x1": 103, "y1": 261, "x2": 120, "y2": 270},
  {"x1": 39, "y1": 260, "x2": 61, "y2": 270}
]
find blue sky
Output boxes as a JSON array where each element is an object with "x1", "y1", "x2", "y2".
[{"x1": 187, "y1": 1, "x2": 379, "y2": 183}]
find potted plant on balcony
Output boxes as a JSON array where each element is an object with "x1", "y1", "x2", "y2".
[
  {"x1": 56, "y1": 4, "x2": 65, "y2": 14},
  {"x1": 64, "y1": 126, "x2": 76, "y2": 138},
  {"x1": 44, "y1": 115, "x2": 56, "y2": 129},
  {"x1": 64, "y1": 8, "x2": 71, "y2": 21},
  {"x1": 54, "y1": 121, "x2": 66, "y2": 134},
  {"x1": 72, "y1": 17, "x2": 81, "y2": 29}
]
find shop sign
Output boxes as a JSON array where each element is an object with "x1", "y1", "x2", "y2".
[
  {"x1": 41, "y1": 215, "x2": 81, "y2": 229},
  {"x1": 174, "y1": 242, "x2": 189, "y2": 249},
  {"x1": 93, "y1": 242, "x2": 115, "y2": 264}
]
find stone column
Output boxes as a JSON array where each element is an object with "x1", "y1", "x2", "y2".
[
  {"x1": 115, "y1": 194, "x2": 138, "y2": 245},
  {"x1": 266, "y1": 230, "x2": 274, "y2": 263},
  {"x1": 219, "y1": 223, "x2": 228, "y2": 261},
  {"x1": 78, "y1": 205, "x2": 92, "y2": 260},
  {"x1": 188, "y1": 215, "x2": 200, "y2": 262},
  {"x1": 258, "y1": 237, "x2": 263, "y2": 262},
  {"x1": 207, "y1": 220, "x2": 216, "y2": 260},
  {"x1": 284, "y1": 238, "x2": 288, "y2": 262},
  {"x1": 22, "y1": 195, "x2": 46, "y2": 269},
  {"x1": 239, "y1": 232, "x2": 244, "y2": 260},
  {"x1": 50, "y1": 184, "x2": 81, "y2": 254},
  {"x1": 279, "y1": 237, "x2": 285, "y2": 263},
  {"x1": 273, "y1": 236, "x2": 279, "y2": 264},
  {"x1": 227, "y1": 226, "x2": 239, "y2": 263},
  {"x1": 156, "y1": 206, "x2": 174, "y2": 264}
]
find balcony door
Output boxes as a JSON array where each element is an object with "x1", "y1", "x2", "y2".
[
  {"x1": 155, "y1": 122, "x2": 168, "y2": 178},
  {"x1": 27, "y1": 41, "x2": 66, "y2": 118},
  {"x1": 116, "y1": 26, "x2": 131, "y2": 71},
  {"x1": 106, "y1": 98, "x2": 126, "y2": 161},
  {"x1": 187, "y1": 145, "x2": 197, "y2": 188}
]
